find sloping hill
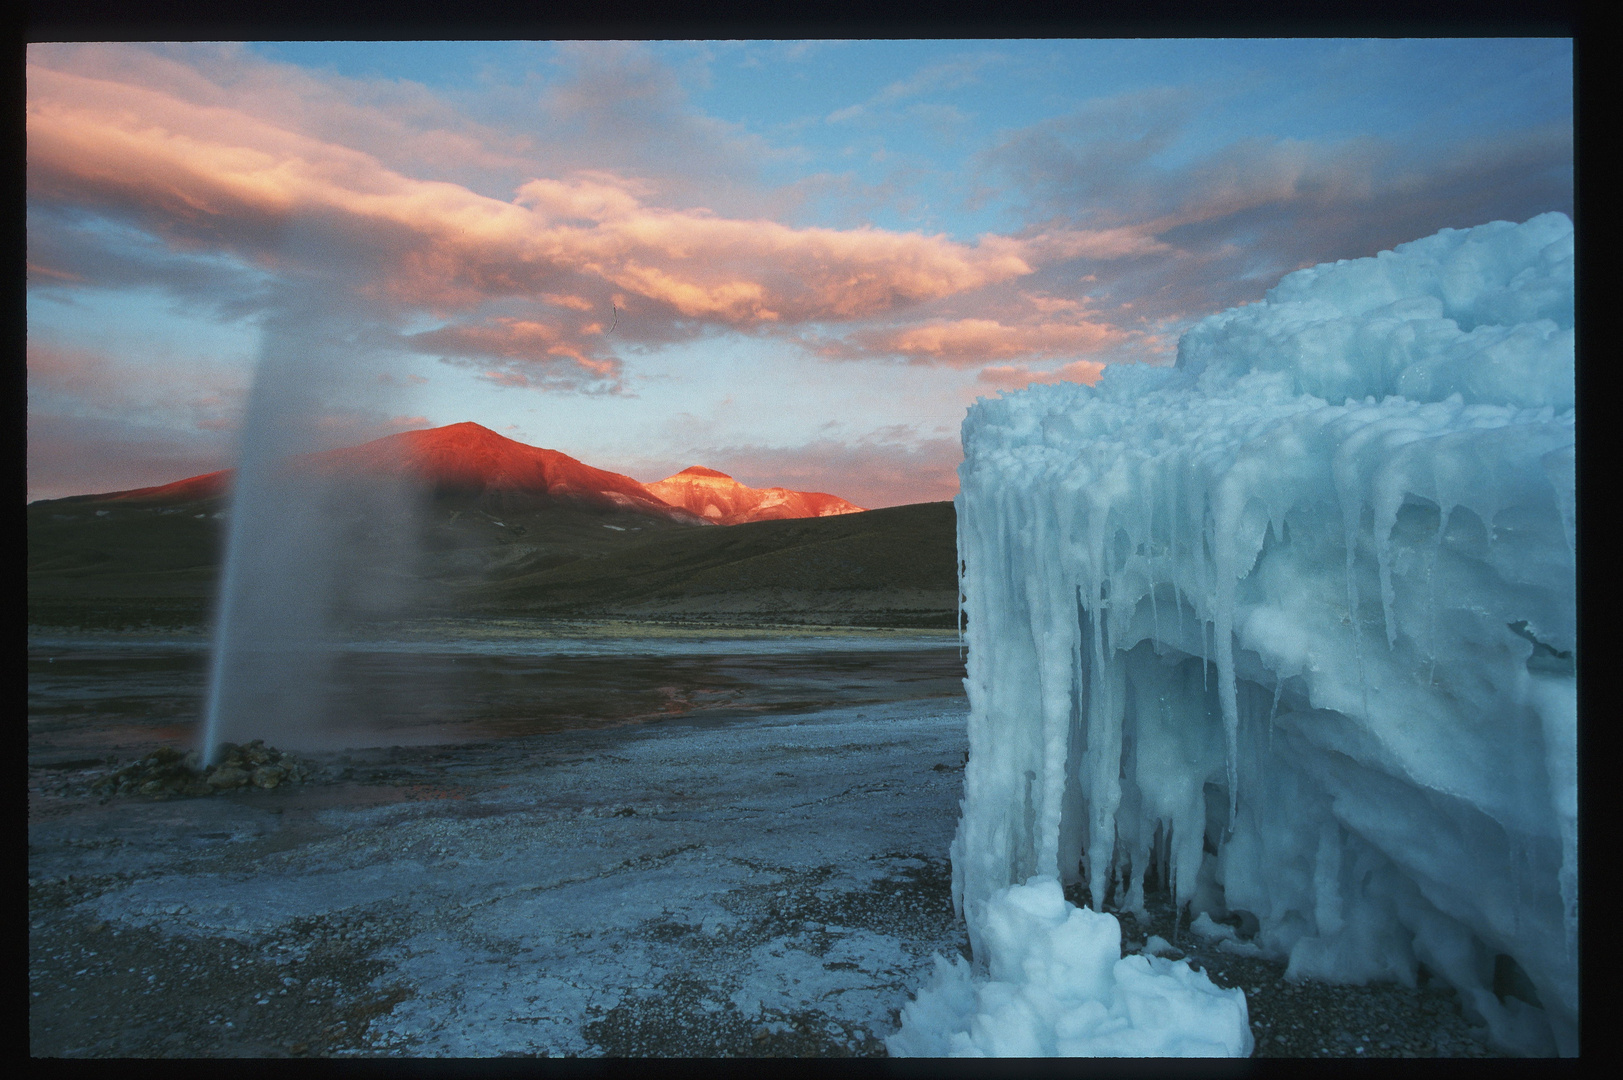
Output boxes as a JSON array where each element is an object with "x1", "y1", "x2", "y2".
[
  {"x1": 464, "y1": 501, "x2": 958, "y2": 626},
  {"x1": 27, "y1": 489, "x2": 959, "y2": 629},
  {"x1": 82, "y1": 422, "x2": 704, "y2": 523}
]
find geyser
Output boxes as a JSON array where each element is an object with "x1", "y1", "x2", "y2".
[
  {"x1": 892, "y1": 213, "x2": 1576, "y2": 1057},
  {"x1": 201, "y1": 268, "x2": 418, "y2": 764}
]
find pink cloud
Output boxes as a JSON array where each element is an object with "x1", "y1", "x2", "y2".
[
  {"x1": 26, "y1": 61, "x2": 1063, "y2": 339},
  {"x1": 478, "y1": 369, "x2": 538, "y2": 389},
  {"x1": 26, "y1": 342, "x2": 248, "y2": 431},
  {"x1": 816, "y1": 316, "x2": 1131, "y2": 367},
  {"x1": 977, "y1": 359, "x2": 1108, "y2": 392},
  {"x1": 543, "y1": 292, "x2": 597, "y2": 312},
  {"x1": 28, "y1": 43, "x2": 541, "y2": 191},
  {"x1": 1016, "y1": 226, "x2": 1170, "y2": 262},
  {"x1": 26, "y1": 411, "x2": 236, "y2": 502},
  {"x1": 409, "y1": 319, "x2": 620, "y2": 380},
  {"x1": 27, "y1": 262, "x2": 84, "y2": 283}
]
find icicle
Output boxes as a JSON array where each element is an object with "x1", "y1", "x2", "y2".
[
  {"x1": 1372, "y1": 462, "x2": 1407, "y2": 651},
  {"x1": 1426, "y1": 503, "x2": 1450, "y2": 688},
  {"x1": 1212, "y1": 476, "x2": 1242, "y2": 828},
  {"x1": 1170, "y1": 471, "x2": 1185, "y2": 648},
  {"x1": 1542, "y1": 442, "x2": 1576, "y2": 561},
  {"x1": 1268, "y1": 673, "x2": 1283, "y2": 755},
  {"x1": 1333, "y1": 429, "x2": 1374, "y2": 722},
  {"x1": 956, "y1": 489, "x2": 967, "y2": 661}
]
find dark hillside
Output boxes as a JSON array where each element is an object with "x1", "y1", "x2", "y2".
[
  {"x1": 465, "y1": 501, "x2": 959, "y2": 626},
  {"x1": 27, "y1": 494, "x2": 228, "y2": 628},
  {"x1": 28, "y1": 492, "x2": 959, "y2": 630}
]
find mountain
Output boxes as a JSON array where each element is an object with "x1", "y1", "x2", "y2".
[
  {"x1": 98, "y1": 470, "x2": 233, "y2": 504},
  {"x1": 646, "y1": 466, "x2": 865, "y2": 525},
  {"x1": 307, "y1": 422, "x2": 704, "y2": 522},
  {"x1": 84, "y1": 422, "x2": 702, "y2": 523},
  {"x1": 71, "y1": 423, "x2": 865, "y2": 528},
  {"x1": 27, "y1": 423, "x2": 938, "y2": 631}
]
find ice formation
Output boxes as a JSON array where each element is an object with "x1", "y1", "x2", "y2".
[
  {"x1": 892, "y1": 213, "x2": 1576, "y2": 1057},
  {"x1": 886, "y1": 878, "x2": 1252, "y2": 1056}
]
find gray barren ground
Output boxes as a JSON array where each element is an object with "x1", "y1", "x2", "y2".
[
  {"x1": 30, "y1": 697, "x2": 1507, "y2": 1059},
  {"x1": 29, "y1": 701, "x2": 973, "y2": 1058}
]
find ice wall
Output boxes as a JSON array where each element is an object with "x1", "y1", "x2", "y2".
[{"x1": 896, "y1": 213, "x2": 1577, "y2": 1057}]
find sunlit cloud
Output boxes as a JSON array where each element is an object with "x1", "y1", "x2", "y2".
[
  {"x1": 831, "y1": 318, "x2": 1130, "y2": 367},
  {"x1": 410, "y1": 318, "x2": 623, "y2": 394},
  {"x1": 407, "y1": 319, "x2": 619, "y2": 376},
  {"x1": 25, "y1": 40, "x2": 1571, "y2": 504},
  {"x1": 27, "y1": 342, "x2": 249, "y2": 434},
  {"x1": 978, "y1": 359, "x2": 1108, "y2": 392},
  {"x1": 26, "y1": 411, "x2": 236, "y2": 503},
  {"x1": 27, "y1": 57, "x2": 1085, "y2": 373}
]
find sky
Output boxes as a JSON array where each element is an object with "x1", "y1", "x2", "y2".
[{"x1": 25, "y1": 38, "x2": 1573, "y2": 506}]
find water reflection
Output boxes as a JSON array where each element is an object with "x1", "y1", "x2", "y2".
[{"x1": 27, "y1": 634, "x2": 967, "y2": 758}]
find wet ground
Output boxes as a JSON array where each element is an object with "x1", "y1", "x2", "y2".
[
  {"x1": 29, "y1": 624, "x2": 1513, "y2": 1058},
  {"x1": 27, "y1": 623, "x2": 968, "y2": 757}
]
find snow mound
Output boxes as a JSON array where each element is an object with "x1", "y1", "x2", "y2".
[
  {"x1": 886, "y1": 877, "x2": 1251, "y2": 1057},
  {"x1": 893, "y1": 213, "x2": 1576, "y2": 1057}
]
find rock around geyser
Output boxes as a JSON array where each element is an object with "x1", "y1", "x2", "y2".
[{"x1": 890, "y1": 213, "x2": 1576, "y2": 1057}]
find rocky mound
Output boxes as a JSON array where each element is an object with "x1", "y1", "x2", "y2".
[{"x1": 90, "y1": 741, "x2": 313, "y2": 799}]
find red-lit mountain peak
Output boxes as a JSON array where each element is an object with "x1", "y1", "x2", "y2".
[
  {"x1": 646, "y1": 467, "x2": 865, "y2": 526},
  {"x1": 78, "y1": 423, "x2": 698, "y2": 522},
  {"x1": 303, "y1": 423, "x2": 696, "y2": 519},
  {"x1": 103, "y1": 469, "x2": 233, "y2": 503},
  {"x1": 57, "y1": 424, "x2": 864, "y2": 527}
]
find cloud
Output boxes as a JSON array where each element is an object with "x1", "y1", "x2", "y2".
[
  {"x1": 25, "y1": 40, "x2": 1573, "y2": 500},
  {"x1": 831, "y1": 317, "x2": 1130, "y2": 367},
  {"x1": 27, "y1": 204, "x2": 275, "y2": 322},
  {"x1": 526, "y1": 42, "x2": 808, "y2": 212},
  {"x1": 827, "y1": 53, "x2": 998, "y2": 125},
  {"x1": 978, "y1": 85, "x2": 1197, "y2": 222},
  {"x1": 26, "y1": 410, "x2": 237, "y2": 502},
  {"x1": 27, "y1": 342, "x2": 249, "y2": 434},
  {"x1": 977, "y1": 359, "x2": 1108, "y2": 392},
  {"x1": 978, "y1": 86, "x2": 1574, "y2": 327},
  {"x1": 27, "y1": 55, "x2": 1092, "y2": 381},
  {"x1": 408, "y1": 317, "x2": 621, "y2": 390},
  {"x1": 28, "y1": 42, "x2": 545, "y2": 195}
]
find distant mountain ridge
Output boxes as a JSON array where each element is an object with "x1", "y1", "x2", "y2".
[
  {"x1": 646, "y1": 466, "x2": 864, "y2": 526},
  {"x1": 64, "y1": 422, "x2": 864, "y2": 526}
]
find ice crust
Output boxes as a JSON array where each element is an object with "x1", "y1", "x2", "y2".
[
  {"x1": 891, "y1": 213, "x2": 1576, "y2": 1058},
  {"x1": 886, "y1": 877, "x2": 1252, "y2": 1057}
]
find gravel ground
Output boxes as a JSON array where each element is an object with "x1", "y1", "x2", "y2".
[
  {"x1": 30, "y1": 704, "x2": 1516, "y2": 1059},
  {"x1": 1059, "y1": 884, "x2": 1509, "y2": 1059}
]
